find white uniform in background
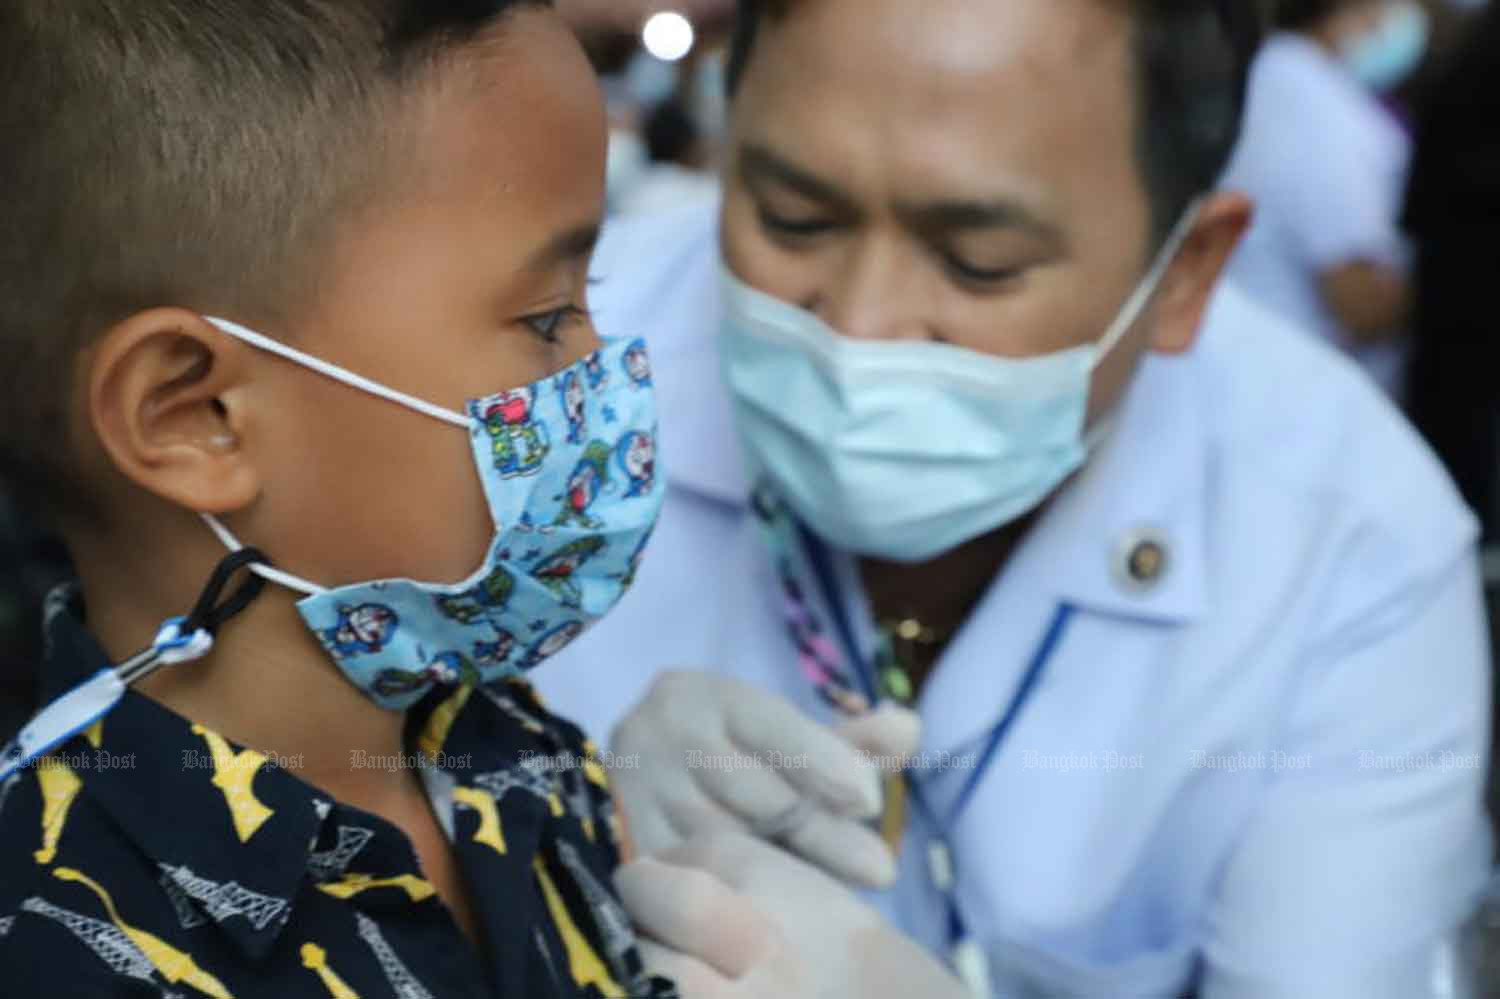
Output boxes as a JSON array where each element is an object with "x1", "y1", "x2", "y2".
[
  {"x1": 615, "y1": 167, "x2": 720, "y2": 219},
  {"x1": 1221, "y1": 33, "x2": 1414, "y2": 400},
  {"x1": 540, "y1": 203, "x2": 1492, "y2": 998}
]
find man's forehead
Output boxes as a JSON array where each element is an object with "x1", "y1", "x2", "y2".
[
  {"x1": 759, "y1": 0, "x2": 1134, "y2": 69},
  {"x1": 734, "y1": 0, "x2": 1142, "y2": 212},
  {"x1": 743, "y1": 0, "x2": 1137, "y2": 122}
]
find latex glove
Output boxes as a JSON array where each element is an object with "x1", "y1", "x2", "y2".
[
  {"x1": 616, "y1": 853, "x2": 805, "y2": 998},
  {"x1": 617, "y1": 831, "x2": 968, "y2": 999},
  {"x1": 609, "y1": 671, "x2": 921, "y2": 888}
]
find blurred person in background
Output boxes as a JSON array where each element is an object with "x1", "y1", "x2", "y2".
[
  {"x1": 1221, "y1": 0, "x2": 1426, "y2": 400},
  {"x1": 542, "y1": 0, "x2": 1493, "y2": 996},
  {"x1": 617, "y1": 98, "x2": 722, "y2": 217},
  {"x1": 1404, "y1": 0, "x2": 1500, "y2": 540},
  {"x1": 561, "y1": 0, "x2": 734, "y2": 214}
]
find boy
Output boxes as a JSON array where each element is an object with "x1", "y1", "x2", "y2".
[{"x1": 0, "y1": 2, "x2": 680, "y2": 996}]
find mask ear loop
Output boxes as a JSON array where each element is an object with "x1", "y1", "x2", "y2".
[
  {"x1": 201, "y1": 514, "x2": 329, "y2": 598},
  {"x1": 203, "y1": 316, "x2": 470, "y2": 429},
  {"x1": 0, "y1": 548, "x2": 272, "y2": 780},
  {"x1": 1091, "y1": 198, "x2": 1206, "y2": 370}
]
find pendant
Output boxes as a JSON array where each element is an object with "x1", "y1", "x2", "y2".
[
  {"x1": 880, "y1": 772, "x2": 907, "y2": 853},
  {"x1": 879, "y1": 664, "x2": 914, "y2": 704}
]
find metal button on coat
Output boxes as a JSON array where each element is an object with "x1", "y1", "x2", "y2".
[{"x1": 1114, "y1": 529, "x2": 1171, "y2": 593}]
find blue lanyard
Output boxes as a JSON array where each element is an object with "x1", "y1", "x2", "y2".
[{"x1": 799, "y1": 523, "x2": 1075, "y2": 943}]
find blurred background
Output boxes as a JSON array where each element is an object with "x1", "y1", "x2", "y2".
[{"x1": 2, "y1": 0, "x2": 1499, "y2": 988}]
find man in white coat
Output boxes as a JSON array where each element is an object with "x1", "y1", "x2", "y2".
[{"x1": 541, "y1": 1, "x2": 1493, "y2": 995}]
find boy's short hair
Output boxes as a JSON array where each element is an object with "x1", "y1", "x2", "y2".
[{"x1": 0, "y1": 0, "x2": 548, "y2": 514}]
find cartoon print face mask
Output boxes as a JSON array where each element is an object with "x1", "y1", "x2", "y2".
[{"x1": 202, "y1": 321, "x2": 665, "y2": 710}]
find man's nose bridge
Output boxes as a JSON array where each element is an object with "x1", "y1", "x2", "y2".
[{"x1": 820, "y1": 236, "x2": 927, "y2": 342}]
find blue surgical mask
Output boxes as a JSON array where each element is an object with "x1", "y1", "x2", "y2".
[
  {"x1": 1342, "y1": 1, "x2": 1430, "y2": 92},
  {"x1": 203, "y1": 320, "x2": 664, "y2": 709},
  {"x1": 720, "y1": 205, "x2": 1201, "y2": 563}
]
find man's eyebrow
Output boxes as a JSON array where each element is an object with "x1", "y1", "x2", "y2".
[
  {"x1": 738, "y1": 144, "x2": 858, "y2": 213},
  {"x1": 525, "y1": 222, "x2": 603, "y2": 271},
  {"x1": 898, "y1": 199, "x2": 1064, "y2": 245}
]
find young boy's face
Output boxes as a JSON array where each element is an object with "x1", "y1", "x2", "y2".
[{"x1": 235, "y1": 10, "x2": 607, "y2": 587}]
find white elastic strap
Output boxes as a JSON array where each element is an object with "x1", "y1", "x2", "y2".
[
  {"x1": 201, "y1": 514, "x2": 328, "y2": 597},
  {"x1": 1092, "y1": 197, "x2": 1206, "y2": 367},
  {"x1": 204, "y1": 316, "x2": 470, "y2": 429}
]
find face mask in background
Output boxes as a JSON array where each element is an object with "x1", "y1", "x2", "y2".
[
  {"x1": 1342, "y1": 1, "x2": 1431, "y2": 92},
  {"x1": 203, "y1": 321, "x2": 664, "y2": 709},
  {"x1": 719, "y1": 204, "x2": 1202, "y2": 564}
]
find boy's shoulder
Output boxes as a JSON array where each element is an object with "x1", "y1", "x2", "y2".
[
  {"x1": 0, "y1": 766, "x2": 48, "y2": 907},
  {"x1": 0, "y1": 681, "x2": 663, "y2": 997},
  {"x1": 0, "y1": 759, "x2": 170, "y2": 993}
]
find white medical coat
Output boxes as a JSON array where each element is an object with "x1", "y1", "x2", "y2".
[{"x1": 538, "y1": 203, "x2": 1492, "y2": 998}]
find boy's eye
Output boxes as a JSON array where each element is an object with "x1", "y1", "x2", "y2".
[{"x1": 521, "y1": 305, "x2": 589, "y2": 343}]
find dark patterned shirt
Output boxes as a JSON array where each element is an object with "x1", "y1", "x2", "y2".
[{"x1": 0, "y1": 589, "x2": 677, "y2": 998}]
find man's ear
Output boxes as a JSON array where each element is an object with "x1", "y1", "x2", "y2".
[
  {"x1": 1149, "y1": 191, "x2": 1253, "y2": 355},
  {"x1": 86, "y1": 308, "x2": 261, "y2": 515}
]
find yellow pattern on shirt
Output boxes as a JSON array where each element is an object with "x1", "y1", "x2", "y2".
[
  {"x1": 301, "y1": 942, "x2": 361, "y2": 999},
  {"x1": 533, "y1": 856, "x2": 624, "y2": 997},
  {"x1": 415, "y1": 685, "x2": 473, "y2": 761},
  {"x1": 191, "y1": 726, "x2": 274, "y2": 843},
  {"x1": 53, "y1": 867, "x2": 235, "y2": 999},
  {"x1": 581, "y1": 740, "x2": 610, "y2": 790},
  {"x1": 453, "y1": 787, "x2": 507, "y2": 855},
  {"x1": 34, "y1": 759, "x2": 82, "y2": 865},
  {"x1": 316, "y1": 873, "x2": 436, "y2": 903}
]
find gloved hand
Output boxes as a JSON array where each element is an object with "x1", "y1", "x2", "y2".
[
  {"x1": 609, "y1": 670, "x2": 921, "y2": 888},
  {"x1": 616, "y1": 831, "x2": 968, "y2": 999}
]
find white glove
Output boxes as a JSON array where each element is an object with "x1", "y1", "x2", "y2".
[
  {"x1": 609, "y1": 670, "x2": 921, "y2": 887},
  {"x1": 616, "y1": 831, "x2": 968, "y2": 999}
]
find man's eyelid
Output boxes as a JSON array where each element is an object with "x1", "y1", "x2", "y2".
[
  {"x1": 931, "y1": 230, "x2": 1060, "y2": 282},
  {"x1": 754, "y1": 192, "x2": 851, "y2": 234},
  {"x1": 747, "y1": 172, "x2": 854, "y2": 222}
]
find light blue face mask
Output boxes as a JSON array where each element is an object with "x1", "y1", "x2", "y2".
[
  {"x1": 203, "y1": 321, "x2": 664, "y2": 710},
  {"x1": 720, "y1": 204, "x2": 1201, "y2": 564},
  {"x1": 1342, "y1": 1, "x2": 1430, "y2": 92}
]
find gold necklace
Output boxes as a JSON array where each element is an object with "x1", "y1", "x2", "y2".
[
  {"x1": 877, "y1": 616, "x2": 955, "y2": 647},
  {"x1": 874, "y1": 616, "x2": 955, "y2": 706}
]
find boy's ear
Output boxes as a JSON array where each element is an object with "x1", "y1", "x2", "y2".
[
  {"x1": 87, "y1": 308, "x2": 261, "y2": 515},
  {"x1": 1149, "y1": 191, "x2": 1252, "y2": 355}
]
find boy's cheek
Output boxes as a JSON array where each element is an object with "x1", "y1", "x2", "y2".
[{"x1": 251, "y1": 389, "x2": 492, "y2": 587}]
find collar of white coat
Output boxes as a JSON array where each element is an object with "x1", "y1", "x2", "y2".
[{"x1": 598, "y1": 208, "x2": 1210, "y2": 624}]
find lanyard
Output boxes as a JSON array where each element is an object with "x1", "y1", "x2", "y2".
[
  {"x1": 800, "y1": 521, "x2": 1073, "y2": 836},
  {"x1": 0, "y1": 549, "x2": 267, "y2": 782},
  {"x1": 775, "y1": 508, "x2": 1075, "y2": 998}
]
